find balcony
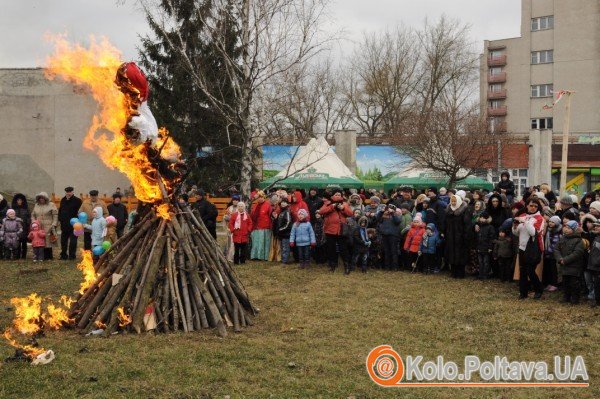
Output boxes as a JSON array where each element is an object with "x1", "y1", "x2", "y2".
[
  {"x1": 491, "y1": 121, "x2": 507, "y2": 133},
  {"x1": 488, "y1": 55, "x2": 507, "y2": 66},
  {"x1": 487, "y1": 89, "x2": 507, "y2": 99},
  {"x1": 488, "y1": 72, "x2": 507, "y2": 83},
  {"x1": 488, "y1": 106, "x2": 507, "y2": 117}
]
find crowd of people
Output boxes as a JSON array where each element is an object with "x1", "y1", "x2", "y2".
[
  {"x1": 216, "y1": 172, "x2": 600, "y2": 305},
  {"x1": 2, "y1": 171, "x2": 600, "y2": 305}
]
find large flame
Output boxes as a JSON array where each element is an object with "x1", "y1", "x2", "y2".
[
  {"x1": 44, "y1": 296, "x2": 74, "y2": 330},
  {"x1": 10, "y1": 294, "x2": 43, "y2": 335},
  {"x1": 44, "y1": 34, "x2": 180, "y2": 203},
  {"x1": 77, "y1": 250, "x2": 98, "y2": 294}
]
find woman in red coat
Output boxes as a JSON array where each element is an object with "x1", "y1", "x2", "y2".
[
  {"x1": 289, "y1": 191, "x2": 310, "y2": 222},
  {"x1": 250, "y1": 191, "x2": 272, "y2": 261},
  {"x1": 319, "y1": 190, "x2": 354, "y2": 274},
  {"x1": 229, "y1": 202, "x2": 253, "y2": 264}
]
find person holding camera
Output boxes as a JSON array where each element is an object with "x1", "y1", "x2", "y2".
[
  {"x1": 319, "y1": 190, "x2": 353, "y2": 274},
  {"x1": 376, "y1": 203, "x2": 401, "y2": 270}
]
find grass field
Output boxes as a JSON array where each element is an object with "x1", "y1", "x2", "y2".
[{"x1": 0, "y1": 257, "x2": 598, "y2": 399}]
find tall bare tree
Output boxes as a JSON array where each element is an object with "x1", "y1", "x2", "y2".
[{"x1": 139, "y1": 0, "x2": 333, "y2": 195}]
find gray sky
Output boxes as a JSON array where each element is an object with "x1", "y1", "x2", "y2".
[{"x1": 0, "y1": 0, "x2": 521, "y2": 68}]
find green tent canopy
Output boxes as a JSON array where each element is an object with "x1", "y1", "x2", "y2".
[
  {"x1": 258, "y1": 172, "x2": 363, "y2": 190},
  {"x1": 384, "y1": 173, "x2": 493, "y2": 193}
]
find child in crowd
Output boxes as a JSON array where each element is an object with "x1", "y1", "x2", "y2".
[
  {"x1": 312, "y1": 211, "x2": 327, "y2": 264},
  {"x1": 84, "y1": 207, "x2": 107, "y2": 264},
  {"x1": 367, "y1": 227, "x2": 381, "y2": 268},
  {"x1": 493, "y1": 227, "x2": 514, "y2": 282},
  {"x1": 404, "y1": 213, "x2": 425, "y2": 271},
  {"x1": 543, "y1": 216, "x2": 562, "y2": 291},
  {"x1": 289, "y1": 209, "x2": 316, "y2": 269},
  {"x1": 555, "y1": 220, "x2": 585, "y2": 304},
  {"x1": 229, "y1": 202, "x2": 253, "y2": 265},
  {"x1": 105, "y1": 216, "x2": 118, "y2": 244},
  {"x1": 275, "y1": 199, "x2": 293, "y2": 264},
  {"x1": 438, "y1": 187, "x2": 450, "y2": 207},
  {"x1": 475, "y1": 211, "x2": 496, "y2": 280},
  {"x1": 419, "y1": 223, "x2": 440, "y2": 274},
  {"x1": 28, "y1": 221, "x2": 47, "y2": 262},
  {"x1": 352, "y1": 216, "x2": 371, "y2": 273},
  {"x1": 1, "y1": 209, "x2": 23, "y2": 260}
]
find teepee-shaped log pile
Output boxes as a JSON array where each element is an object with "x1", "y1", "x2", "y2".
[{"x1": 68, "y1": 203, "x2": 256, "y2": 337}]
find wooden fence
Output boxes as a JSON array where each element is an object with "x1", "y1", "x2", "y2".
[{"x1": 51, "y1": 194, "x2": 232, "y2": 222}]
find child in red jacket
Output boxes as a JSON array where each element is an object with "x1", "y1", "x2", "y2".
[
  {"x1": 404, "y1": 214, "x2": 426, "y2": 271},
  {"x1": 28, "y1": 221, "x2": 47, "y2": 262},
  {"x1": 229, "y1": 202, "x2": 253, "y2": 264}
]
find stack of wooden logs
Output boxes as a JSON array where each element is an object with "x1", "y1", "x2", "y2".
[{"x1": 68, "y1": 203, "x2": 256, "y2": 337}]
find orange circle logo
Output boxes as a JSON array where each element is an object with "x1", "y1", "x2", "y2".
[{"x1": 366, "y1": 345, "x2": 404, "y2": 386}]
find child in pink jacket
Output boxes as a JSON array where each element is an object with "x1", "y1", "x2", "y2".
[{"x1": 28, "y1": 221, "x2": 47, "y2": 262}]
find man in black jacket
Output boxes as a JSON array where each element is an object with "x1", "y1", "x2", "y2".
[
  {"x1": 108, "y1": 193, "x2": 128, "y2": 238},
  {"x1": 58, "y1": 187, "x2": 82, "y2": 260},
  {"x1": 305, "y1": 187, "x2": 323, "y2": 223},
  {"x1": 494, "y1": 171, "x2": 515, "y2": 204},
  {"x1": 425, "y1": 187, "x2": 446, "y2": 233},
  {"x1": 194, "y1": 189, "x2": 219, "y2": 239}
]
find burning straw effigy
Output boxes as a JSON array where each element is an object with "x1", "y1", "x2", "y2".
[{"x1": 3, "y1": 36, "x2": 256, "y2": 363}]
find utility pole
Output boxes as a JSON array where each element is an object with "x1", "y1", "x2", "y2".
[{"x1": 559, "y1": 91, "x2": 574, "y2": 195}]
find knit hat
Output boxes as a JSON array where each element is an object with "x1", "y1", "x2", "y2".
[
  {"x1": 549, "y1": 216, "x2": 562, "y2": 226},
  {"x1": 456, "y1": 190, "x2": 466, "y2": 200},
  {"x1": 414, "y1": 213, "x2": 423, "y2": 223},
  {"x1": 560, "y1": 194, "x2": 573, "y2": 206},
  {"x1": 500, "y1": 218, "x2": 513, "y2": 232},
  {"x1": 543, "y1": 208, "x2": 555, "y2": 218},
  {"x1": 423, "y1": 197, "x2": 431, "y2": 203},
  {"x1": 428, "y1": 187, "x2": 437, "y2": 195},
  {"x1": 231, "y1": 194, "x2": 240, "y2": 201},
  {"x1": 426, "y1": 223, "x2": 435, "y2": 231},
  {"x1": 298, "y1": 209, "x2": 308, "y2": 219},
  {"x1": 570, "y1": 194, "x2": 579, "y2": 205},
  {"x1": 565, "y1": 220, "x2": 579, "y2": 231},
  {"x1": 590, "y1": 201, "x2": 600, "y2": 214},
  {"x1": 6, "y1": 209, "x2": 15, "y2": 218},
  {"x1": 370, "y1": 196, "x2": 381, "y2": 204}
]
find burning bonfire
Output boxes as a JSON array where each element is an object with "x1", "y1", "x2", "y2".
[{"x1": 3, "y1": 36, "x2": 256, "y2": 362}]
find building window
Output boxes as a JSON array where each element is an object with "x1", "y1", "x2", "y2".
[
  {"x1": 489, "y1": 50, "x2": 504, "y2": 58},
  {"x1": 531, "y1": 84, "x2": 553, "y2": 98},
  {"x1": 531, "y1": 16, "x2": 554, "y2": 31},
  {"x1": 531, "y1": 118, "x2": 554, "y2": 130},
  {"x1": 489, "y1": 100, "x2": 502, "y2": 109},
  {"x1": 489, "y1": 67, "x2": 502, "y2": 76},
  {"x1": 489, "y1": 83, "x2": 502, "y2": 92},
  {"x1": 531, "y1": 50, "x2": 554, "y2": 64}
]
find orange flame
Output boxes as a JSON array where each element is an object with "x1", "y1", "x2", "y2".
[
  {"x1": 44, "y1": 297, "x2": 74, "y2": 330},
  {"x1": 95, "y1": 321, "x2": 107, "y2": 329},
  {"x1": 10, "y1": 294, "x2": 43, "y2": 335},
  {"x1": 117, "y1": 307, "x2": 132, "y2": 328},
  {"x1": 44, "y1": 34, "x2": 181, "y2": 203},
  {"x1": 155, "y1": 203, "x2": 172, "y2": 220},
  {"x1": 77, "y1": 250, "x2": 98, "y2": 294},
  {"x1": 3, "y1": 330, "x2": 45, "y2": 359}
]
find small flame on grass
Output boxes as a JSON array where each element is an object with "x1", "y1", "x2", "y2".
[
  {"x1": 117, "y1": 307, "x2": 132, "y2": 328},
  {"x1": 95, "y1": 321, "x2": 107, "y2": 329}
]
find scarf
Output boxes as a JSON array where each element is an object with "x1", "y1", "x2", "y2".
[
  {"x1": 450, "y1": 195, "x2": 463, "y2": 211},
  {"x1": 234, "y1": 211, "x2": 247, "y2": 230}
]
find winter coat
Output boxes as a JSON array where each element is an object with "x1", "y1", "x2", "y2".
[
  {"x1": 424, "y1": 196, "x2": 446, "y2": 231},
  {"x1": 84, "y1": 207, "x2": 107, "y2": 247},
  {"x1": 588, "y1": 236, "x2": 600, "y2": 272},
  {"x1": 512, "y1": 213, "x2": 545, "y2": 252},
  {"x1": 11, "y1": 194, "x2": 31, "y2": 237},
  {"x1": 1, "y1": 217, "x2": 23, "y2": 249},
  {"x1": 319, "y1": 200, "x2": 353, "y2": 236},
  {"x1": 31, "y1": 192, "x2": 59, "y2": 248},
  {"x1": 404, "y1": 224, "x2": 425, "y2": 253},
  {"x1": 107, "y1": 202, "x2": 129, "y2": 230},
  {"x1": 28, "y1": 225, "x2": 47, "y2": 248},
  {"x1": 376, "y1": 211, "x2": 401, "y2": 237},
  {"x1": 555, "y1": 232, "x2": 585, "y2": 277},
  {"x1": 313, "y1": 217, "x2": 325, "y2": 245},
  {"x1": 353, "y1": 226, "x2": 371, "y2": 254},
  {"x1": 438, "y1": 195, "x2": 450, "y2": 207},
  {"x1": 444, "y1": 202, "x2": 473, "y2": 265},
  {"x1": 229, "y1": 212, "x2": 253, "y2": 243},
  {"x1": 79, "y1": 197, "x2": 109, "y2": 221},
  {"x1": 486, "y1": 194, "x2": 510, "y2": 232},
  {"x1": 290, "y1": 221, "x2": 316, "y2": 246},
  {"x1": 58, "y1": 195, "x2": 83, "y2": 232},
  {"x1": 399, "y1": 212, "x2": 413, "y2": 235},
  {"x1": 476, "y1": 217, "x2": 496, "y2": 252},
  {"x1": 544, "y1": 227, "x2": 562, "y2": 256},
  {"x1": 305, "y1": 194, "x2": 324, "y2": 222},
  {"x1": 348, "y1": 194, "x2": 364, "y2": 214},
  {"x1": 289, "y1": 191, "x2": 310, "y2": 222},
  {"x1": 275, "y1": 208, "x2": 293, "y2": 239},
  {"x1": 194, "y1": 198, "x2": 218, "y2": 230},
  {"x1": 493, "y1": 236, "x2": 513, "y2": 259},
  {"x1": 251, "y1": 200, "x2": 272, "y2": 230},
  {"x1": 495, "y1": 177, "x2": 515, "y2": 197},
  {"x1": 420, "y1": 227, "x2": 440, "y2": 255}
]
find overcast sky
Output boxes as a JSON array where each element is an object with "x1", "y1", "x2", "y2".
[{"x1": 0, "y1": 0, "x2": 522, "y2": 68}]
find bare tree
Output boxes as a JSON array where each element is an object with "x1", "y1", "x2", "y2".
[
  {"x1": 139, "y1": 0, "x2": 334, "y2": 195},
  {"x1": 345, "y1": 28, "x2": 419, "y2": 137}
]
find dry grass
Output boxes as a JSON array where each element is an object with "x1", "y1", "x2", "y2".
[{"x1": 0, "y1": 257, "x2": 599, "y2": 399}]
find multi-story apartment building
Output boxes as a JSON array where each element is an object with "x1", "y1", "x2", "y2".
[{"x1": 480, "y1": 0, "x2": 600, "y2": 197}]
